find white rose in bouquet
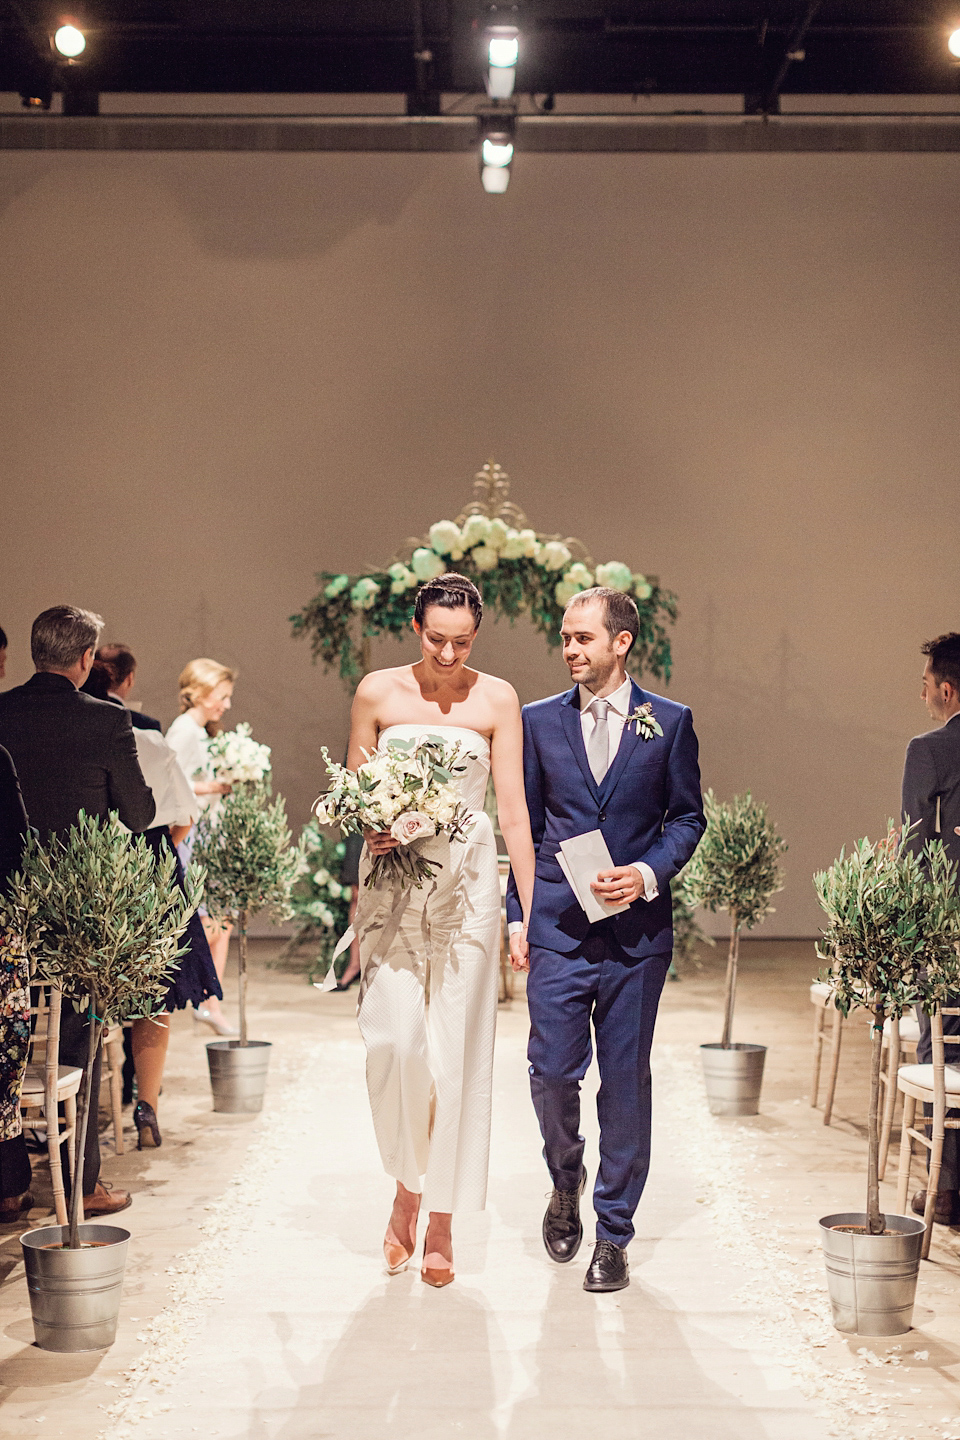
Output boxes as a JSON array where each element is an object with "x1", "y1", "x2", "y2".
[{"x1": 207, "y1": 722, "x2": 272, "y2": 785}]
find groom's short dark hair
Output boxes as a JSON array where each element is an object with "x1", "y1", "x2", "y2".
[
  {"x1": 566, "y1": 587, "x2": 639, "y2": 654},
  {"x1": 922, "y1": 632, "x2": 960, "y2": 694}
]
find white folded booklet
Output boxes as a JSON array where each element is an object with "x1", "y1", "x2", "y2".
[{"x1": 557, "y1": 830, "x2": 630, "y2": 924}]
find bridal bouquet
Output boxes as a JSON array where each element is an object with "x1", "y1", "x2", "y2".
[
  {"x1": 313, "y1": 735, "x2": 471, "y2": 889},
  {"x1": 206, "y1": 722, "x2": 272, "y2": 786}
]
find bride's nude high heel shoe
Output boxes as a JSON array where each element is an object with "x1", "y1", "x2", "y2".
[
  {"x1": 421, "y1": 1221, "x2": 454, "y2": 1288},
  {"x1": 383, "y1": 1190, "x2": 420, "y2": 1275},
  {"x1": 383, "y1": 1237, "x2": 415, "y2": 1275}
]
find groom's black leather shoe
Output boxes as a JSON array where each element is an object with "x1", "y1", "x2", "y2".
[
  {"x1": 583, "y1": 1239, "x2": 629, "y2": 1292},
  {"x1": 542, "y1": 1165, "x2": 587, "y2": 1263}
]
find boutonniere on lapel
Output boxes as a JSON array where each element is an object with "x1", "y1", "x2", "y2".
[{"x1": 625, "y1": 702, "x2": 663, "y2": 741}]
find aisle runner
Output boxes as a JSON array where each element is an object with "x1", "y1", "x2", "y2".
[{"x1": 99, "y1": 1026, "x2": 892, "y2": 1440}]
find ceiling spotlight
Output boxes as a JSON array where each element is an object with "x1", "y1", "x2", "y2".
[
  {"x1": 53, "y1": 23, "x2": 86, "y2": 59},
  {"x1": 486, "y1": 24, "x2": 519, "y2": 98},
  {"x1": 948, "y1": 27, "x2": 960, "y2": 58}
]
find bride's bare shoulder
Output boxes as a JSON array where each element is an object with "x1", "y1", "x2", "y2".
[
  {"x1": 473, "y1": 670, "x2": 521, "y2": 714},
  {"x1": 354, "y1": 665, "x2": 416, "y2": 703}
]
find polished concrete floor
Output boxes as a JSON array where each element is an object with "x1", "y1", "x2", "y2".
[{"x1": 1, "y1": 940, "x2": 959, "y2": 1440}]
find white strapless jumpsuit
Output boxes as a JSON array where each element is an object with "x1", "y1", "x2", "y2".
[{"x1": 353, "y1": 725, "x2": 502, "y2": 1213}]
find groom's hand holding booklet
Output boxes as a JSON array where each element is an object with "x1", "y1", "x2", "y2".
[{"x1": 556, "y1": 830, "x2": 631, "y2": 923}]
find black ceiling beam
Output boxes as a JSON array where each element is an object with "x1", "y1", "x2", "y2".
[{"x1": 2, "y1": 112, "x2": 959, "y2": 152}]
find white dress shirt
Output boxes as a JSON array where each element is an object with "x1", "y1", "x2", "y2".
[
  {"x1": 509, "y1": 673, "x2": 659, "y2": 935},
  {"x1": 118, "y1": 729, "x2": 200, "y2": 833}
]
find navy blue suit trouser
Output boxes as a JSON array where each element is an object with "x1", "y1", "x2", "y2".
[{"x1": 526, "y1": 936, "x2": 670, "y2": 1247}]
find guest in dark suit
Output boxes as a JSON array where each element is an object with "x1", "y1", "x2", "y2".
[
  {"x1": 0, "y1": 606, "x2": 156, "y2": 1217},
  {"x1": 507, "y1": 588, "x2": 705, "y2": 1291},
  {"x1": 0, "y1": 745, "x2": 32, "y2": 1221},
  {"x1": 902, "y1": 631, "x2": 960, "y2": 1226}
]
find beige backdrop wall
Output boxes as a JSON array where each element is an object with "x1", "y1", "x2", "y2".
[{"x1": 1, "y1": 143, "x2": 957, "y2": 935}]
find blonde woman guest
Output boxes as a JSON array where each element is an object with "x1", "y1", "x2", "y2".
[{"x1": 166, "y1": 658, "x2": 237, "y2": 1038}]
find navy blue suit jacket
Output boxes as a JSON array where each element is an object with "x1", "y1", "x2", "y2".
[{"x1": 506, "y1": 678, "x2": 705, "y2": 958}]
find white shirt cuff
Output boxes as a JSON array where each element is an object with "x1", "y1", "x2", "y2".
[
  {"x1": 508, "y1": 921, "x2": 524, "y2": 937},
  {"x1": 632, "y1": 862, "x2": 659, "y2": 901}
]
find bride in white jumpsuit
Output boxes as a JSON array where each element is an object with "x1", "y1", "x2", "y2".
[{"x1": 338, "y1": 573, "x2": 535, "y2": 1288}]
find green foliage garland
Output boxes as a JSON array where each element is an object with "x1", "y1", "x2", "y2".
[
  {"x1": 683, "y1": 790, "x2": 787, "y2": 1047},
  {"x1": 814, "y1": 822, "x2": 960, "y2": 1234},
  {"x1": 0, "y1": 813, "x2": 200, "y2": 1247},
  {"x1": 290, "y1": 463, "x2": 677, "y2": 686}
]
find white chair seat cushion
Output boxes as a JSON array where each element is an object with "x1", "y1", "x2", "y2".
[
  {"x1": 884, "y1": 1015, "x2": 921, "y2": 1044},
  {"x1": 20, "y1": 1064, "x2": 83, "y2": 1100},
  {"x1": 898, "y1": 1064, "x2": 960, "y2": 1095}
]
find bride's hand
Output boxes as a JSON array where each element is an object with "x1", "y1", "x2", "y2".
[{"x1": 364, "y1": 828, "x2": 399, "y2": 856}]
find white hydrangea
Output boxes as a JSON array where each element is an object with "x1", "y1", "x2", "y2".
[
  {"x1": 595, "y1": 561, "x2": 633, "y2": 592},
  {"x1": 471, "y1": 544, "x2": 499, "y2": 572},
  {"x1": 411, "y1": 547, "x2": 446, "y2": 581},
  {"x1": 518, "y1": 528, "x2": 539, "y2": 557},
  {"x1": 539, "y1": 540, "x2": 572, "y2": 572},
  {"x1": 634, "y1": 574, "x2": 653, "y2": 600},
  {"x1": 429, "y1": 520, "x2": 462, "y2": 556},
  {"x1": 327, "y1": 879, "x2": 343, "y2": 898},
  {"x1": 350, "y1": 576, "x2": 380, "y2": 610},
  {"x1": 312, "y1": 868, "x2": 330, "y2": 886},
  {"x1": 460, "y1": 514, "x2": 492, "y2": 549},
  {"x1": 554, "y1": 579, "x2": 582, "y2": 607},
  {"x1": 324, "y1": 574, "x2": 349, "y2": 599},
  {"x1": 499, "y1": 528, "x2": 526, "y2": 559},
  {"x1": 486, "y1": 517, "x2": 509, "y2": 551},
  {"x1": 388, "y1": 562, "x2": 416, "y2": 595},
  {"x1": 565, "y1": 562, "x2": 594, "y2": 588}
]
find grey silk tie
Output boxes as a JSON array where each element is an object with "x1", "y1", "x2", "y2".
[{"x1": 586, "y1": 697, "x2": 611, "y2": 784}]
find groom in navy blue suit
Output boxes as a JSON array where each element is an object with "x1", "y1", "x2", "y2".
[{"x1": 507, "y1": 587, "x2": 705, "y2": 1291}]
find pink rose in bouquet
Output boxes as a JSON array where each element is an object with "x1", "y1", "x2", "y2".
[{"x1": 390, "y1": 812, "x2": 437, "y2": 846}]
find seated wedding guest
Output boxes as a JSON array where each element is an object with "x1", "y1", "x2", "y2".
[
  {"x1": 166, "y1": 658, "x2": 238, "y2": 1038},
  {"x1": 0, "y1": 605, "x2": 155, "y2": 1216},
  {"x1": 84, "y1": 656, "x2": 223, "y2": 1147},
  {"x1": 0, "y1": 745, "x2": 32, "y2": 1221},
  {"x1": 0, "y1": 625, "x2": 7, "y2": 683}
]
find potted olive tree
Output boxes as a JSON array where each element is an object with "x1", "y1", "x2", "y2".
[
  {"x1": 683, "y1": 790, "x2": 787, "y2": 1115},
  {"x1": 192, "y1": 782, "x2": 300, "y2": 1113},
  {"x1": 814, "y1": 822, "x2": 960, "y2": 1335},
  {"x1": 0, "y1": 813, "x2": 198, "y2": 1352}
]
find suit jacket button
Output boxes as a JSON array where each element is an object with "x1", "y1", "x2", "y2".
[{"x1": 598, "y1": 811, "x2": 606, "y2": 823}]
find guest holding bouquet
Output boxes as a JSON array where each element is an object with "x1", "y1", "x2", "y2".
[
  {"x1": 166, "y1": 658, "x2": 239, "y2": 1037},
  {"x1": 315, "y1": 573, "x2": 535, "y2": 1288}
]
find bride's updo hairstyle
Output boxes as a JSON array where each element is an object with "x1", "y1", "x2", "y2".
[{"x1": 414, "y1": 573, "x2": 483, "y2": 632}]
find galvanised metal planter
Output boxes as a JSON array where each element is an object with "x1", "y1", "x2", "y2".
[
  {"x1": 700, "y1": 1042, "x2": 767, "y2": 1116},
  {"x1": 206, "y1": 1038, "x2": 272, "y2": 1113},
  {"x1": 819, "y1": 1211, "x2": 925, "y2": 1336},
  {"x1": 21, "y1": 1223, "x2": 130, "y2": 1352}
]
